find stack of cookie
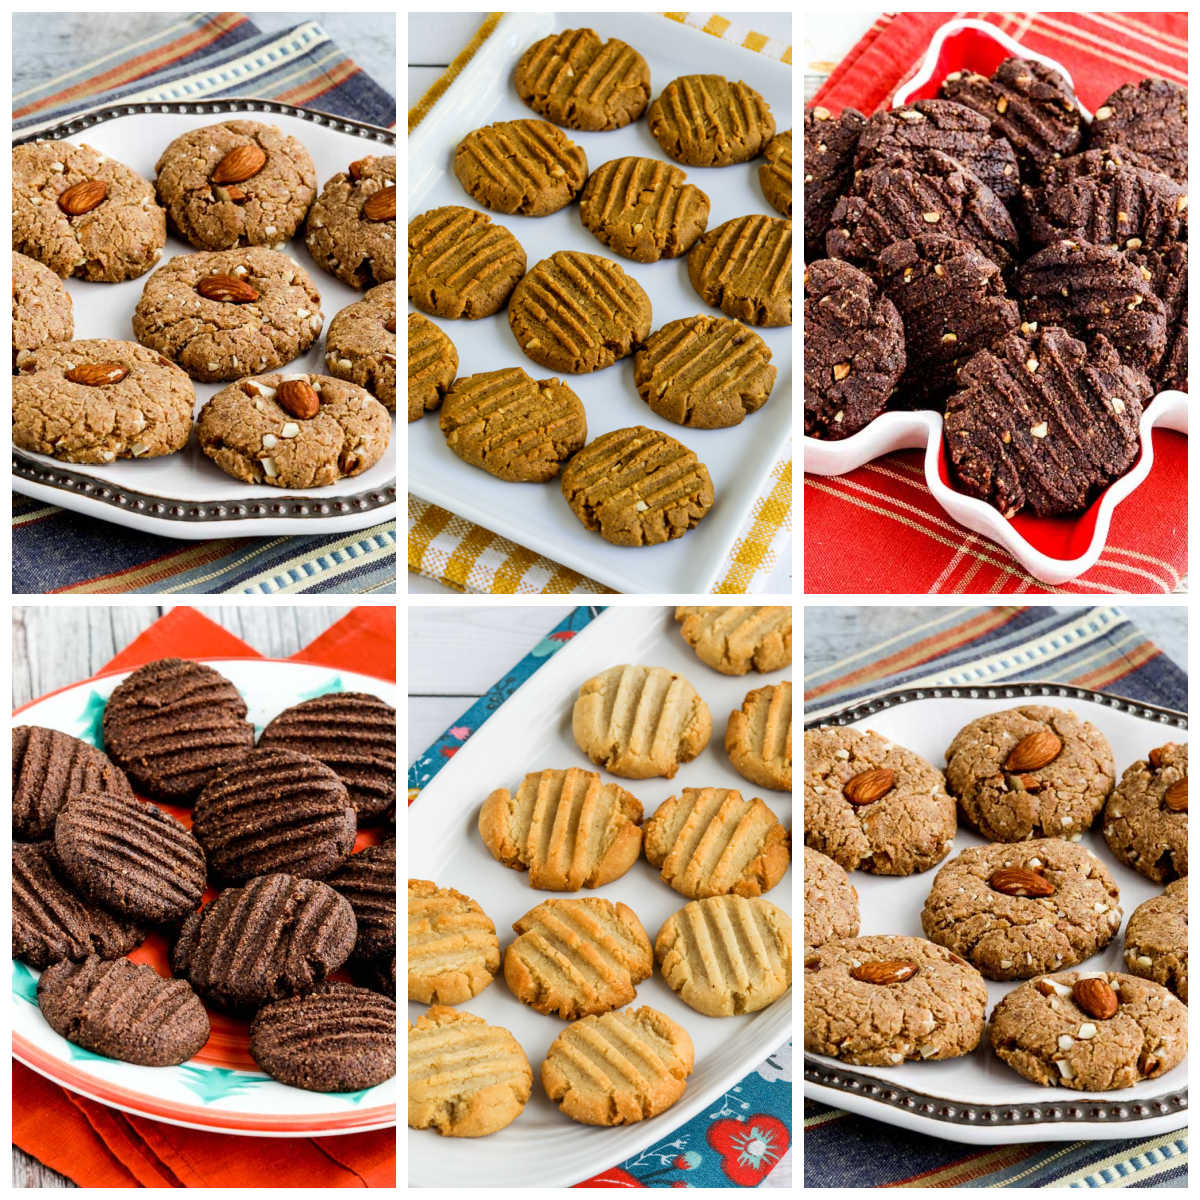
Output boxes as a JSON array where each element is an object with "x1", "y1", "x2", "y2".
[
  {"x1": 13, "y1": 656, "x2": 398, "y2": 1093},
  {"x1": 804, "y1": 62, "x2": 1187, "y2": 519},
  {"x1": 12, "y1": 120, "x2": 396, "y2": 489}
]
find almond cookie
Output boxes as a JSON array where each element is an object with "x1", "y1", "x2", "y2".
[
  {"x1": 504, "y1": 897, "x2": 653, "y2": 1019},
  {"x1": 13, "y1": 338, "x2": 194, "y2": 464},
  {"x1": 13, "y1": 139, "x2": 165, "y2": 281},
  {"x1": 634, "y1": 315, "x2": 775, "y2": 428},
  {"x1": 305, "y1": 154, "x2": 395, "y2": 289},
  {"x1": 508, "y1": 250, "x2": 651, "y2": 373},
  {"x1": 1103, "y1": 742, "x2": 1187, "y2": 882},
  {"x1": 408, "y1": 312, "x2": 456, "y2": 422},
  {"x1": 921, "y1": 838, "x2": 1122, "y2": 980},
  {"x1": 644, "y1": 788, "x2": 790, "y2": 899},
  {"x1": 132, "y1": 247, "x2": 323, "y2": 381},
  {"x1": 804, "y1": 105, "x2": 866, "y2": 260},
  {"x1": 805, "y1": 934, "x2": 988, "y2": 1064},
  {"x1": 325, "y1": 283, "x2": 395, "y2": 410},
  {"x1": 560, "y1": 426, "x2": 714, "y2": 546},
  {"x1": 197, "y1": 372, "x2": 390, "y2": 488},
  {"x1": 759, "y1": 129, "x2": 792, "y2": 216},
  {"x1": 408, "y1": 879, "x2": 500, "y2": 1004},
  {"x1": 989, "y1": 970, "x2": 1187, "y2": 1089},
  {"x1": 573, "y1": 664, "x2": 711, "y2": 779},
  {"x1": 513, "y1": 28, "x2": 650, "y2": 131},
  {"x1": 726, "y1": 682, "x2": 792, "y2": 792},
  {"x1": 13, "y1": 252, "x2": 72, "y2": 369},
  {"x1": 579, "y1": 156, "x2": 709, "y2": 262},
  {"x1": 1124, "y1": 877, "x2": 1187, "y2": 1001},
  {"x1": 454, "y1": 119, "x2": 587, "y2": 216},
  {"x1": 675, "y1": 605, "x2": 792, "y2": 675},
  {"x1": 154, "y1": 119, "x2": 317, "y2": 250},
  {"x1": 541, "y1": 1006, "x2": 693, "y2": 1125},
  {"x1": 480, "y1": 767, "x2": 643, "y2": 890},
  {"x1": 804, "y1": 726, "x2": 956, "y2": 875},
  {"x1": 439, "y1": 366, "x2": 586, "y2": 482},
  {"x1": 657, "y1": 895, "x2": 791, "y2": 1017},
  {"x1": 649, "y1": 75, "x2": 775, "y2": 167},
  {"x1": 409, "y1": 1006, "x2": 532, "y2": 1137},
  {"x1": 1089, "y1": 78, "x2": 1188, "y2": 184},
  {"x1": 688, "y1": 214, "x2": 792, "y2": 327},
  {"x1": 803, "y1": 847, "x2": 859, "y2": 952},
  {"x1": 945, "y1": 706, "x2": 1116, "y2": 842}
]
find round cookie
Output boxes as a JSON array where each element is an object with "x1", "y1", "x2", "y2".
[
  {"x1": 454, "y1": 119, "x2": 587, "y2": 216},
  {"x1": 1089, "y1": 77, "x2": 1188, "y2": 183},
  {"x1": 305, "y1": 154, "x2": 395, "y2": 289},
  {"x1": 988, "y1": 970, "x2": 1187, "y2": 1089},
  {"x1": 803, "y1": 847, "x2": 859, "y2": 951},
  {"x1": 803, "y1": 105, "x2": 866, "y2": 260},
  {"x1": 13, "y1": 139, "x2": 165, "y2": 281},
  {"x1": 804, "y1": 257, "x2": 905, "y2": 439},
  {"x1": 513, "y1": 28, "x2": 650, "y2": 131},
  {"x1": 154, "y1": 119, "x2": 317, "y2": 250},
  {"x1": 508, "y1": 250, "x2": 651, "y2": 372},
  {"x1": 634, "y1": 315, "x2": 774, "y2": 428},
  {"x1": 687, "y1": 214, "x2": 792, "y2": 327},
  {"x1": 805, "y1": 934, "x2": 987, "y2": 1065},
  {"x1": 759, "y1": 129, "x2": 792, "y2": 217},
  {"x1": 648, "y1": 75, "x2": 775, "y2": 166},
  {"x1": 408, "y1": 312, "x2": 456, "y2": 422},
  {"x1": 1102, "y1": 742, "x2": 1187, "y2": 883},
  {"x1": 726, "y1": 681, "x2": 792, "y2": 792},
  {"x1": 13, "y1": 338, "x2": 194, "y2": 464},
  {"x1": 1124, "y1": 877, "x2": 1187, "y2": 1001},
  {"x1": 326, "y1": 840, "x2": 396, "y2": 963},
  {"x1": 1139, "y1": 241, "x2": 1188, "y2": 392},
  {"x1": 560, "y1": 426, "x2": 714, "y2": 546},
  {"x1": 439, "y1": 366, "x2": 586, "y2": 482},
  {"x1": 132, "y1": 247, "x2": 323, "y2": 382},
  {"x1": 197, "y1": 372, "x2": 390, "y2": 488},
  {"x1": 804, "y1": 726, "x2": 956, "y2": 875},
  {"x1": 674, "y1": 605, "x2": 792, "y2": 675},
  {"x1": 13, "y1": 251, "x2": 73, "y2": 369},
  {"x1": 944, "y1": 705, "x2": 1116, "y2": 842},
  {"x1": 579, "y1": 156, "x2": 709, "y2": 262},
  {"x1": 325, "y1": 283, "x2": 396, "y2": 410},
  {"x1": 921, "y1": 838, "x2": 1122, "y2": 980},
  {"x1": 408, "y1": 879, "x2": 500, "y2": 1004}
]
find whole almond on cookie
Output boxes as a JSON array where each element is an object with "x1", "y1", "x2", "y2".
[
  {"x1": 843, "y1": 768, "x2": 894, "y2": 806},
  {"x1": 211, "y1": 143, "x2": 267, "y2": 185},
  {"x1": 277, "y1": 379, "x2": 320, "y2": 419},
  {"x1": 850, "y1": 960, "x2": 918, "y2": 984},
  {"x1": 989, "y1": 866, "x2": 1055, "y2": 897},
  {"x1": 384, "y1": 315, "x2": 396, "y2": 334},
  {"x1": 1072, "y1": 977, "x2": 1118, "y2": 1019},
  {"x1": 348, "y1": 157, "x2": 374, "y2": 180},
  {"x1": 363, "y1": 185, "x2": 396, "y2": 222},
  {"x1": 58, "y1": 179, "x2": 108, "y2": 215},
  {"x1": 1148, "y1": 745, "x2": 1171, "y2": 768},
  {"x1": 65, "y1": 362, "x2": 129, "y2": 386},
  {"x1": 1005, "y1": 730, "x2": 1062, "y2": 771},
  {"x1": 1163, "y1": 778, "x2": 1188, "y2": 812},
  {"x1": 197, "y1": 274, "x2": 259, "y2": 303}
]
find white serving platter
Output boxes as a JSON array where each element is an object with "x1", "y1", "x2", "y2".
[
  {"x1": 408, "y1": 12, "x2": 793, "y2": 594},
  {"x1": 408, "y1": 605, "x2": 793, "y2": 1186}
]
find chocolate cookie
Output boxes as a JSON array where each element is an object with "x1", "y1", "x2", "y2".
[
  {"x1": 407, "y1": 312, "x2": 457, "y2": 422},
  {"x1": 132, "y1": 247, "x2": 323, "y2": 381},
  {"x1": 1124, "y1": 877, "x2": 1187, "y2": 1001},
  {"x1": 944, "y1": 327, "x2": 1150, "y2": 516},
  {"x1": 53, "y1": 794, "x2": 206, "y2": 924},
  {"x1": 1134, "y1": 241, "x2": 1188, "y2": 392},
  {"x1": 325, "y1": 283, "x2": 396, "y2": 410},
  {"x1": 13, "y1": 338, "x2": 194, "y2": 464},
  {"x1": 688, "y1": 214, "x2": 792, "y2": 327},
  {"x1": 878, "y1": 234, "x2": 1020, "y2": 411},
  {"x1": 38, "y1": 955, "x2": 209, "y2": 1066},
  {"x1": 305, "y1": 154, "x2": 395, "y2": 289},
  {"x1": 12, "y1": 139, "x2": 166, "y2": 281},
  {"x1": 1089, "y1": 78, "x2": 1188, "y2": 184},
  {"x1": 648, "y1": 74, "x2": 775, "y2": 166},
  {"x1": 354, "y1": 951, "x2": 396, "y2": 996},
  {"x1": 1103, "y1": 742, "x2": 1187, "y2": 883},
  {"x1": 13, "y1": 252, "x2": 72, "y2": 370},
  {"x1": 13, "y1": 726, "x2": 133, "y2": 842},
  {"x1": 560, "y1": 425, "x2": 714, "y2": 546},
  {"x1": 578, "y1": 156, "x2": 710, "y2": 262},
  {"x1": 439, "y1": 366, "x2": 587, "y2": 481},
  {"x1": 827, "y1": 148, "x2": 1019, "y2": 273},
  {"x1": 759, "y1": 129, "x2": 792, "y2": 217},
  {"x1": 326, "y1": 839, "x2": 396, "y2": 962},
  {"x1": 101, "y1": 658, "x2": 254, "y2": 803},
  {"x1": 197, "y1": 372, "x2": 391, "y2": 488},
  {"x1": 509, "y1": 250, "x2": 652, "y2": 372},
  {"x1": 940, "y1": 56, "x2": 1084, "y2": 177},
  {"x1": 514, "y1": 28, "x2": 650, "y2": 131},
  {"x1": 154, "y1": 120, "x2": 317, "y2": 250},
  {"x1": 803, "y1": 846, "x2": 859, "y2": 952},
  {"x1": 804, "y1": 257, "x2": 905, "y2": 439},
  {"x1": 633, "y1": 315, "x2": 775, "y2": 429},
  {"x1": 258, "y1": 692, "x2": 396, "y2": 823},
  {"x1": 803, "y1": 105, "x2": 866, "y2": 260},
  {"x1": 171, "y1": 874, "x2": 356, "y2": 1012},
  {"x1": 454, "y1": 119, "x2": 587, "y2": 216}
]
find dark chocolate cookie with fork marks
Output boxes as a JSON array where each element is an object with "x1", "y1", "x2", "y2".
[{"x1": 1089, "y1": 77, "x2": 1188, "y2": 184}]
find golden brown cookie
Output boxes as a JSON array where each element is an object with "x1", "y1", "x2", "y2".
[
  {"x1": 674, "y1": 606, "x2": 792, "y2": 674},
  {"x1": 407, "y1": 879, "x2": 500, "y2": 1005},
  {"x1": 726, "y1": 682, "x2": 792, "y2": 791},
  {"x1": 407, "y1": 312, "x2": 457, "y2": 422},
  {"x1": 1124, "y1": 877, "x2": 1187, "y2": 1001},
  {"x1": 648, "y1": 75, "x2": 775, "y2": 166},
  {"x1": 324, "y1": 283, "x2": 395, "y2": 410},
  {"x1": 454, "y1": 119, "x2": 587, "y2": 216},
  {"x1": 305, "y1": 154, "x2": 395, "y2": 289},
  {"x1": 1103, "y1": 742, "x2": 1187, "y2": 882},
  {"x1": 759, "y1": 129, "x2": 792, "y2": 216},
  {"x1": 688, "y1": 214, "x2": 792, "y2": 326},
  {"x1": 803, "y1": 846, "x2": 859, "y2": 951},
  {"x1": 13, "y1": 252, "x2": 73, "y2": 370}
]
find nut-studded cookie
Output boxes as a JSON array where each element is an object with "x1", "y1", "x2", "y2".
[
  {"x1": 13, "y1": 252, "x2": 73, "y2": 369},
  {"x1": 1124, "y1": 877, "x2": 1187, "y2": 1001},
  {"x1": 648, "y1": 74, "x2": 775, "y2": 167},
  {"x1": 674, "y1": 605, "x2": 792, "y2": 675},
  {"x1": 1137, "y1": 241, "x2": 1188, "y2": 392},
  {"x1": 408, "y1": 879, "x2": 500, "y2": 1004},
  {"x1": 154, "y1": 119, "x2": 317, "y2": 250},
  {"x1": 1089, "y1": 77, "x2": 1188, "y2": 183},
  {"x1": 687, "y1": 214, "x2": 792, "y2": 327},
  {"x1": 439, "y1": 366, "x2": 586, "y2": 482},
  {"x1": 944, "y1": 327, "x2": 1150, "y2": 517},
  {"x1": 759, "y1": 129, "x2": 792, "y2": 217},
  {"x1": 454, "y1": 119, "x2": 587, "y2": 216},
  {"x1": 803, "y1": 847, "x2": 859, "y2": 952},
  {"x1": 305, "y1": 154, "x2": 395, "y2": 289},
  {"x1": 1103, "y1": 742, "x2": 1187, "y2": 882},
  {"x1": 803, "y1": 105, "x2": 866, "y2": 260},
  {"x1": 407, "y1": 312, "x2": 457, "y2": 422},
  {"x1": 726, "y1": 682, "x2": 792, "y2": 792},
  {"x1": 325, "y1": 283, "x2": 396, "y2": 410}
]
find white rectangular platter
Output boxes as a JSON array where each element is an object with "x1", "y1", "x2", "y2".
[{"x1": 408, "y1": 605, "x2": 793, "y2": 1186}]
